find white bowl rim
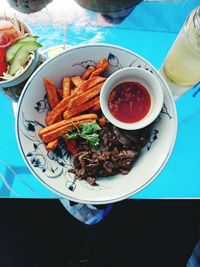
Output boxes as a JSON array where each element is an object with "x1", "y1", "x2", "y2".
[{"x1": 100, "y1": 66, "x2": 164, "y2": 130}]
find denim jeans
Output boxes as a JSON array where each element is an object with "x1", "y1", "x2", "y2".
[
  {"x1": 60, "y1": 198, "x2": 112, "y2": 225},
  {"x1": 187, "y1": 241, "x2": 200, "y2": 267}
]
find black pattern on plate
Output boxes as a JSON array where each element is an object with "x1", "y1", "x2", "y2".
[{"x1": 20, "y1": 51, "x2": 172, "y2": 193}]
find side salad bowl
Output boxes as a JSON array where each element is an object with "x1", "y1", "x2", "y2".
[
  {"x1": 16, "y1": 43, "x2": 177, "y2": 205},
  {"x1": 0, "y1": 15, "x2": 42, "y2": 101}
]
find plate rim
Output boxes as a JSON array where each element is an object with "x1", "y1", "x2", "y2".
[{"x1": 15, "y1": 43, "x2": 178, "y2": 204}]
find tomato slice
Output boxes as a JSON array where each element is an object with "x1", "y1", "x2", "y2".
[
  {"x1": 0, "y1": 61, "x2": 8, "y2": 75},
  {"x1": 0, "y1": 26, "x2": 20, "y2": 48},
  {"x1": 0, "y1": 47, "x2": 6, "y2": 62}
]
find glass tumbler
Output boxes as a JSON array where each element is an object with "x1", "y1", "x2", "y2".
[{"x1": 161, "y1": 6, "x2": 200, "y2": 97}]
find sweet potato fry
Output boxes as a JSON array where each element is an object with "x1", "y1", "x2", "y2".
[
  {"x1": 68, "y1": 82, "x2": 104, "y2": 109},
  {"x1": 46, "y1": 77, "x2": 105, "y2": 125},
  {"x1": 63, "y1": 96, "x2": 100, "y2": 119},
  {"x1": 90, "y1": 59, "x2": 108, "y2": 78},
  {"x1": 45, "y1": 111, "x2": 62, "y2": 126},
  {"x1": 57, "y1": 88, "x2": 63, "y2": 99},
  {"x1": 42, "y1": 118, "x2": 95, "y2": 143},
  {"x1": 63, "y1": 77, "x2": 71, "y2": 98},
  {"x1": 45, "y1": 93, "x2": 76, "y2": 125},
  {"x1": 42, "y1": 124, "x2": 75, "y2": 143},
  {"x1": 71, "y1": 76, "x2": 83, "y2": 87},
  {"x1": 73, "y1": 76, "x2": 106, "y2": 94},
  {"x1": 39, "y1": 113, "x2": 98, "y2": 137},
  {"x1": 96, "y1": 58, "x2": 108, "y2": 69},
  {"x1": 91, "y1": 101, "x2": 101, "y2": 112},
  {"x1": 46, "y1": 139, "x2": 59, "y2": 151},
  {"x1": 81, "y1": 66, "x2": 95, "y2": 80},
  {"x1": 44, "y1": 78, "x2": 60, "y2": 109}
]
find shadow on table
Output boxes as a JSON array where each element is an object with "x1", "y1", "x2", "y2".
[{"x1": 0, "y1": 199, "x2": 199, "y2": 267}]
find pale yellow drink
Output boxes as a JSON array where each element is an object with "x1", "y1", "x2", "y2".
[{"x1": 163, "y1": 8, "x2": 200, "y2": 87}]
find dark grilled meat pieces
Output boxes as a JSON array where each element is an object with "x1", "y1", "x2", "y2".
[
  {"x1": 73, "y1": 149, "x2": 138, "y2": 184},
  {"x1": 70, "y1": 123, "x2": 150, "y2": 184},
  {"x1": 100, "y1": 124, "x2": 149, "y2": 151}
]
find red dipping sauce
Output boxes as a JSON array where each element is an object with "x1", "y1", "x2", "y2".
[{"x1": 108, "y1": 82, "x2": 151, "y2": 123}]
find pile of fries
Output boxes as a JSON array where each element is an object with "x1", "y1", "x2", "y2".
[{"x1": 38, "y1": 58, "x2": 109, "y2": 153}]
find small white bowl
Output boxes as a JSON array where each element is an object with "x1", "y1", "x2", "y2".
[{"x1": 100, "y1": 67, "x2": 164, "y2": 130}]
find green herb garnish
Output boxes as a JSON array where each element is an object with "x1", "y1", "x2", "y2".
[{"x1": 65, "y1": 121, "x2": 101, "y2": 148}]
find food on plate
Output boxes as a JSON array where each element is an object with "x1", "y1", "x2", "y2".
[
  {"x1": 44, "y1": 78, "x2": 60, "y2": 109},
  {"x1": 68, "y1": 83, "x2": 102, "y2": 109},
  {"x1": 0, "y1": 16, "x2": 42, "y2": 79},
  {"x1": 90, "y1": 58, "x2": 108, "y2": 78},
  {"x1": 108, "y1": 81, "x2": 151, "y2": 123},
  {"x1": 42, "y1": 118, "x2": 96, "y2": 144},
  {"x1": 39, "y1": 113, "x2": 98, "y2": 137},
  {"x1": 46, "y1": 139, "x2": 59, "y2": 151},
  {"x1": 45, "y1": 76, "x2": 106, "y2": 125},
  {"x1": 63, "y1": 95, "x2": 100, "y2": 119},
  {"x1": 62, "y1": 77, "x2": 71, "y2": 98},
  {"x1": 69, "y1": 123, "x2": 150, "y2": 185},
  {"x1": 70, "y1": 76, "x2": 83, "y2": 88},
  {"x1": 66, "y1": 121, "x2": 101, "y2": 148},
  {"x1": 39, "y1": 58, "x2": 152, "y2": 185},
  {"x1": 81, "y1": 66, "x2": 95, "y2": 80},
  {"x1": 39, "y1": 113, "x2": 98, "y2": 144}
]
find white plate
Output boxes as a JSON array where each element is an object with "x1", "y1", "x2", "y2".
[{"x1": 16, "y1": 43, "x2": 177, "y2": 204}]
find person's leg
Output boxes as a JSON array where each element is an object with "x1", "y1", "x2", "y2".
[{"x1": 60, "y1": 198, "x2": 112, "y2": 225}]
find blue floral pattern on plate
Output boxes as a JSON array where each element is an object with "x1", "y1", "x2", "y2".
[{"x1": 16, "y1": 44, "x2": 177, "y2": 204}]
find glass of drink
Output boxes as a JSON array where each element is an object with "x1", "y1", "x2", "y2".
[{"x1": 161, "y1": 6, "x2": 200, "y2": 98}]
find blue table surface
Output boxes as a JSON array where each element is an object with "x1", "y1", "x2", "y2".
[{"x1": 0, "y1": 0, "x2": 200, "y2": 199}]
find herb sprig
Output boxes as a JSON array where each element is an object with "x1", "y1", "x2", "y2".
[{"x1": 65, "y1": 121, "x2": 101, "y2": 148}]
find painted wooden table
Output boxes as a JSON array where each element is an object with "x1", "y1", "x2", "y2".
[{"x1": 0, "y1": 0, "x2": 200, "y2": 199}]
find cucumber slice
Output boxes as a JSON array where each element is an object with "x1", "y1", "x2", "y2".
[
  {"x1": 6, "y1": 36, "x2": 39, "y2": 63},
  {"x1": 18, "y1": 36, "x2": 39, "y2": 43},
  {"x1": 8, "y1": 41, "x2": 42, "y2": 76},
  {"x1": 6, "y1": 43, "x2": 22, "y2": 63}
]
